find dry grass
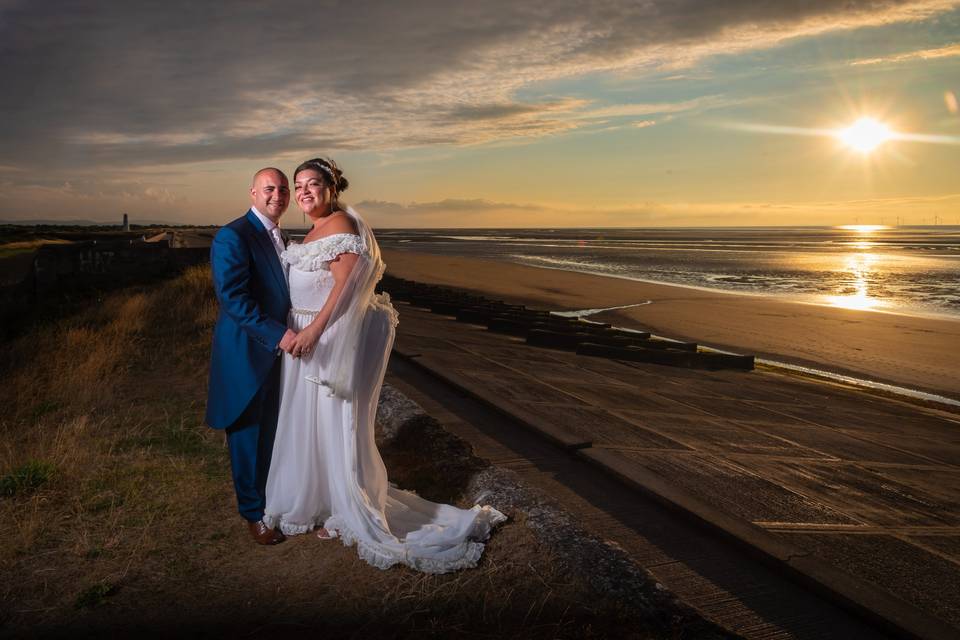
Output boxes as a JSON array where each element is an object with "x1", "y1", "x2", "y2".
[
  {"x1": 0, "y1": 265, "x2": 675, "y2": 639},
  {"x1": 0, "y1": 238, "x2": 73, "y2": 259},
  {"x1": 2, "y1": 265, "x2": 228, "y2": 633}
]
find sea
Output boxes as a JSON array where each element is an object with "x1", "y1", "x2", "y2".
[{"x1": 375, "y1": 226, "x2": 960, "y2": 320}]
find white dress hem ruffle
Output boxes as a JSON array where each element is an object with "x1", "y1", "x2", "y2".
[{"x1": 263, "y1": 229, "x2": 505, "y2": 574}]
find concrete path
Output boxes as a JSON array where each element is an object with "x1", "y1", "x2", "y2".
[{"x1": 388, "y1": 301, "x2": 960, "y2": 639}]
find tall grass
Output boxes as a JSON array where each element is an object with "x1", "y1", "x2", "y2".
[{"x1": 0, "y1": 265, "x2": 222, "y2": 624}]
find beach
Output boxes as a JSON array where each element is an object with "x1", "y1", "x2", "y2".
[{"x1": 382, "y1": 249, "x2": 960, "y2": 400}]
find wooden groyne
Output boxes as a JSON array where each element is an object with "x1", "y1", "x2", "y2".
[{"x1": 379, "y1": 274, "x2": 754, "y2": 371}]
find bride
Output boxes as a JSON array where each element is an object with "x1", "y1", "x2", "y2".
[{"x1": 263, "y1": 158, "x2": 505, "y2": 573}]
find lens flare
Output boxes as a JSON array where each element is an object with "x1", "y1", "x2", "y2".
[
  {"x1": 836, "y1": 117, "x2": 893, "y2": 153},
  {"x1": 946, "y1": 91, "x2": 959, "y2": 115}
]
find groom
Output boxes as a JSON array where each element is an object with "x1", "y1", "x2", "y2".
[{"x1": 206, "y1": 167, "x2": 297, "y2": 545}]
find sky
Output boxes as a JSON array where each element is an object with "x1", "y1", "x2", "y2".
[{"x1": 1, "y1": 0, "x2": 958, "y2": 228}]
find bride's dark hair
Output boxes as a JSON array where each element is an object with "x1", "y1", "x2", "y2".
[{"x1": 294, "y1": 157, "x2": 349, "y2": 197}]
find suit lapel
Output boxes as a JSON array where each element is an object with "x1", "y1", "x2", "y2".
[{"x1": 244, "y1": 210, "x2": 289, "y2": 299}]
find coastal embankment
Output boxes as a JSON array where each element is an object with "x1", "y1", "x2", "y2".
[
  {"x1": 383, "y1": 273, "x2": 960, "y2": 638},
  {"x1": 382, "y1": 249, "x2": 960, "y2": 401}
]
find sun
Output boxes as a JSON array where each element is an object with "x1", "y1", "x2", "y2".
[
  {"x1": 836, "y1": 117, "x2": 893, "y2": 153},
  {"x1": 838, "y1": 224, "x2": 888, "y2": 232}
]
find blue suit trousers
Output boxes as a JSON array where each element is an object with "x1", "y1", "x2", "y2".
[{"x1": 225, "y1": 358, "x2": 282, "y2": 522}]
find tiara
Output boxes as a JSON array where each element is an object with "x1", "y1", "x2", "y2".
[{"x1": 310, "y1": 162, "x2": 335, "y2": 179}]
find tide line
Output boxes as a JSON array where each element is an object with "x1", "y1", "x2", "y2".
[
  {"x1": 748, "y1": 358, "x2": 960, "y2": 409},
  {"x1": 551, "y1": 301, "x2": 652, "y2": 318}
]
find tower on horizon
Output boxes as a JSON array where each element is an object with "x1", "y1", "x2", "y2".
[{"x1": 122, "y1": 213, "x2": 129, "y2": 231}]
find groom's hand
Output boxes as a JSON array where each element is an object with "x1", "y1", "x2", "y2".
[{"x1": 278, "y1": 329, "x2": 298, "y2": 354}]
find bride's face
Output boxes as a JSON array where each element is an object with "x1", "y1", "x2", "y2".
[{"x1": 294, "y1": 169, "x2": 331, "y2": 218}]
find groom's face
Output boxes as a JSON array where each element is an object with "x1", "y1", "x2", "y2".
[{"x1": 250, "y1": 169, "x2": 290, "y2": 223}]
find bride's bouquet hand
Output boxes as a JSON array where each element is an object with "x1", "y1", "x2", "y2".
[{"x1": 290, "y1": 325, "x2": 322, "y2": 358}]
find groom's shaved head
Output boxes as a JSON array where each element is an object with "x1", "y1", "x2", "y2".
[
  {"x1": 252, "y1": 167, "x2": 287, "y2": 186},
  {"x1": 250, "y1": 167, "x2": 290, "y2": 223}
]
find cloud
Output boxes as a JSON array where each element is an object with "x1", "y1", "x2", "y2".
[
  {"x1": 358, "y1": 198, "x2": 556, "y2": 227},
  {"x1": 358, "y1": 192, "x2": 960, "y2": 228},
  {"x1": 360, "y1": 198, "x2": 547, "y2": 214},
  {"x1": 142, "y1": 186, "x2": 186, "y2": 205},
  {"x1": 570, "y1": 99, "x2": 717, "y2": 120},
  {"x1": 0, "y1": 173, "x2": 191, "y2": 221},
  {"x1": 850, "y1": 42, "x2": 960, "y2": 65},
  {"x1": 2, "y1": 0, "x2": 957, "y2": 174}
]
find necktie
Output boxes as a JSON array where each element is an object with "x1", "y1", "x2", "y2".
[{"x1": 269, "y1": 227, "x2": 284, "y2": 258}]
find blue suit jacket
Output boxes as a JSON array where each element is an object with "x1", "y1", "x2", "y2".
[{"x1": 206, "y1": 210, "x2": 290, "y2": 429}]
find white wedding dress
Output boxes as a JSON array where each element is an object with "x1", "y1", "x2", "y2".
[{"x1": 263, "y1": 224, "x2": 505, "y2": 574}]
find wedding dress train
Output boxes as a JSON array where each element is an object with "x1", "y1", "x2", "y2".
[{"x1": 263, "y1": 212, "x2": 505, "y2": 573}]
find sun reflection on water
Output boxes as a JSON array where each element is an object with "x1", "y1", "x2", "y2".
[
  {"x1": 836, "y1": 225, "x2": 885, "y2": 251},
  {"x1": 837, "y1": 224, "x2": 889, "y2": 232},
  {"x1": 826, "y1": 252, "x2": 885, "y2": 311}
]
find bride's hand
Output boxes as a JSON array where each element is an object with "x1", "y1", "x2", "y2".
[{"x1": 291, "y1": 325, "x2": 322, "y2": 358}]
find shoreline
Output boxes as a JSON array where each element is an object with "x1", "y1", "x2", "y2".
[
  {"x1": 512, "y1": 258, "x2": 960, "y2": 323},
  {"x1": 566, "y1": 305, "x2": 960, "y2": 407},
  {"x1": 382, "y1": 249, "x2": 960, "y2": 401}
]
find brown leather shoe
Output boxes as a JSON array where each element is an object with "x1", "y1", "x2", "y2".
[{"x1": 248, "y1": 520, "x2": 285, "y2": 545}]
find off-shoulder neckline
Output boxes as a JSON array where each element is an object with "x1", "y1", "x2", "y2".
[{"x1": 294, "y1": 232, "x2": 361, "y2": 248}]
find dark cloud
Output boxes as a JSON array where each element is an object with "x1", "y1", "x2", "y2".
[
  {"x1": 445, "y1": 103, "x2": 549, "y2": 122},
  {"x1": 0, "y1": 0, "x2": 954, "y2": 173},
  {"x1": 356, "y1": 197, "x2": 551, "y2": 227},
  {"x1": 359, "y1": 198, "x2": 547, "y2": 213},
  {"x1": 355, "y1": 197, "x2": 671, "y2": 227},
  {"x1": 68, "y1": 132, "x2": 355, "y2": 166}
]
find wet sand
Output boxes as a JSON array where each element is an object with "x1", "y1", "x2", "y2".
[{"x1": 382, "y1": 249, "x2": 960, "y2": 400}]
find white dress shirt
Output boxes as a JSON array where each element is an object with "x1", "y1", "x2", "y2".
[
  {"x1": 251, "y1": 206, "x2": 285, "y2": 258},
  {"x1": 251, "y1": 206, "x2": 288, "y2": 351}
]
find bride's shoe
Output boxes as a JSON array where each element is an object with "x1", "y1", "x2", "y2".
[{"x1": 316, "y1": 527, "x2": 337, "y2": 540}]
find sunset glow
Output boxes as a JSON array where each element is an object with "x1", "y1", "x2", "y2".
[
  {"x1": 838, "y1": 225, "x2": 889, "y2": 232},
  {"x1": 1, "y1": 3, "x2": 958, "y2": 227},
  {"x1": 836, "y1": 118, "x2": 893, "y2": 153}
]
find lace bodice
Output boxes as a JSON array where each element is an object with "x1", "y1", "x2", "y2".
[
  {"x1": 281, "y1": 233, "x2": 365, "y2": 272},
  {"x1": 281, "y1": 233, "x2": 364, "y2": 311}
]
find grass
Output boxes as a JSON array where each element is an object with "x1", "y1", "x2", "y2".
[
  {"x1": 0, "y1": 264, "x2": 684, "y2": 639},
  {"x1": 0, "y1": 238, "x2": 73, "y2": 259},
  {"x1": 0, "y1": 459, "x2": 56, "y2": 496},
  {"x1": 74, "y1": 582, "x2": 119, "y2": 609}
]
